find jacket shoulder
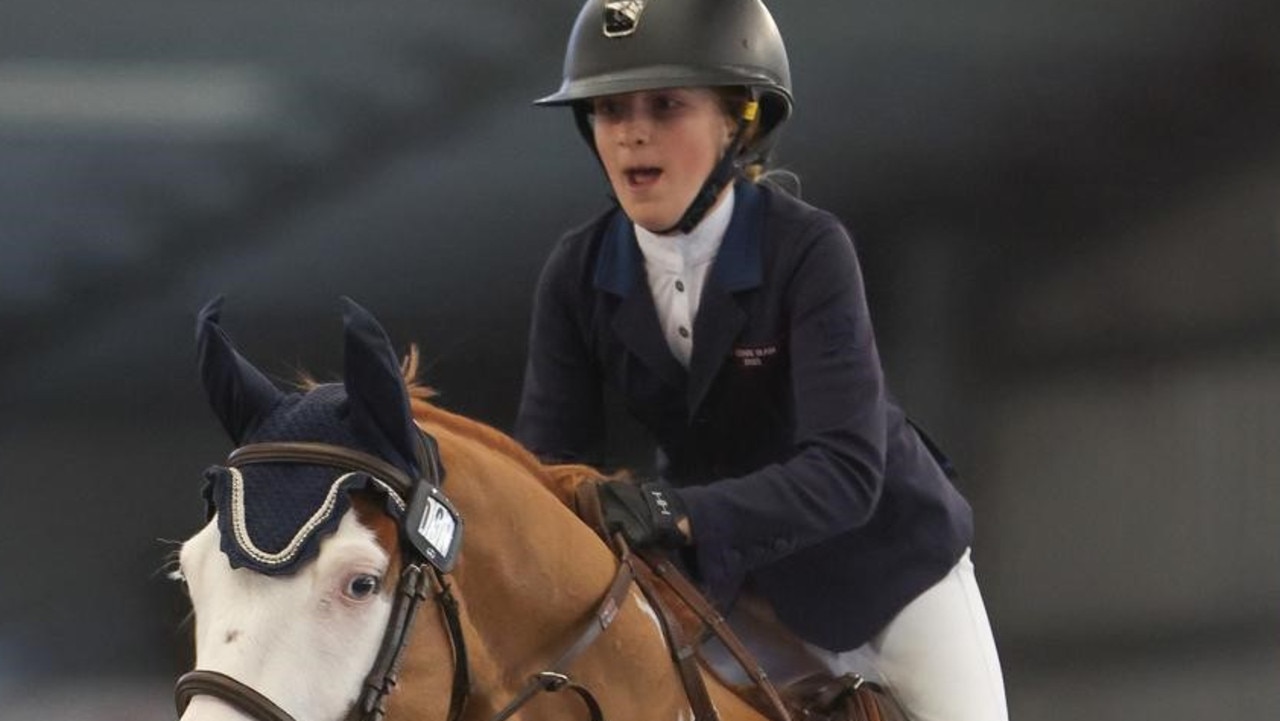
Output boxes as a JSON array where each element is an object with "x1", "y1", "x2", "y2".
[
  {"x1": 535, "y1": 203, "x2": 624, "y2": 304},
  {"x1": 552, "y1": 204, "x2": 618, "y2": 257},
  {"x1": 757, "y1": 182, "x2": 856, "y2": 252},
  {"x1": 538, "y1": 204, "x2": 620, "y2": 285}
]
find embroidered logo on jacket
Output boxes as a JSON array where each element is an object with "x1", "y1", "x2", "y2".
[{"x1": 732, "y1": 343, "x2": 781, "y2": 368}]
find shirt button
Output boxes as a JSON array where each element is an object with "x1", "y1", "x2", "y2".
[
  {"x1": 678, "y1": 326, "x2": 690, "y2": 338},
  {"x1": 675, "y1": 280, "x2": 685, "y2": 292}
]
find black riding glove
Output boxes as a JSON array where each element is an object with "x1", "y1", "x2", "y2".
[{"x1": 597, "y1": 479, "x2": 689, "y2": 549}]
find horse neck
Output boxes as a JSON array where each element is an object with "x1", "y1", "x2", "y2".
[
  {"x1": 408, "y1": 415, "x2": 634, "y2": 709},
  {"x1": 397, "y1": 408, "x2": 767, "y2": 721}
]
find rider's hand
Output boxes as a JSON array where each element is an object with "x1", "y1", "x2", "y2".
[{"x1": 597, "y1": 479, "x2": 690, "y2": 548}]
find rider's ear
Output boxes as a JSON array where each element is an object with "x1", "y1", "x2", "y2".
[
  {"x1": 195, "y1": 296, "x2": 284, "y2": 445},
  {"x1": 340, "y1": 296, "x2": 423, "y2": 477}
]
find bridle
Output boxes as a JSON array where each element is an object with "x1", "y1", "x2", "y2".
[{"x1": 174, "y1": 437, "x2": 636, "y2": 721}]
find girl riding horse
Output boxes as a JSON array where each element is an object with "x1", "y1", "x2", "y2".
[{"x1": 516, "y1": 2, "x2": 1008, "y2": 719}]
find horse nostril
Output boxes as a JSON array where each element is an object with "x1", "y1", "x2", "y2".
[{"x1": 224, "y1": 629, "x2": 241, "y2": 644}]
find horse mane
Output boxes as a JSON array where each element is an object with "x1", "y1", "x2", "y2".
[
  {"x1": 293, "y1": 345, "x2": 609, "y2": 507},
  {"x1": 398, "y1": 346, "x2": 609, "y2": 507}
]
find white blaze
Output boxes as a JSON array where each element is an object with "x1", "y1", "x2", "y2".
[{"x1": 178, "y1": 510, "x2": 394, "y2": 721}]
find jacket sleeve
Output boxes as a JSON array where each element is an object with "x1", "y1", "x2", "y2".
[
  {"x1": 513, "y1": 237, "x2": 606, "y2": 464},
  {"x1": 678, "y1": 214, "x2": 890, "y2": 604}
]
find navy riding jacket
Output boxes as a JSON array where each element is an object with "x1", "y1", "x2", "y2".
[{"x1": 514, "y1": 180, "x2": 973, "y2": 651}]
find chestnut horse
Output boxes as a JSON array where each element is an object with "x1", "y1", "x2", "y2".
[{"x1": 173, "y1": 297, "x2": 771, "y2": 721}]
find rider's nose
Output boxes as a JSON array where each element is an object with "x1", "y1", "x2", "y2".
[{"x1": 618, "y1": 116, "x2": 650, "y2": 147}]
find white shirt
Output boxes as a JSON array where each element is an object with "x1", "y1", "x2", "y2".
[{"x1": 634, "y1": 189, "x2": 735, "y2": 367}]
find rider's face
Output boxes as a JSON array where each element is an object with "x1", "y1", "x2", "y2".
[{"x1": 590, "y1": 88, "x2": 735, "y2": 233}]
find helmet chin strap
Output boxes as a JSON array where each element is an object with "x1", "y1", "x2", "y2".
[{"x1": 657, "y1": 96, "x2": 759, "y2": 235}]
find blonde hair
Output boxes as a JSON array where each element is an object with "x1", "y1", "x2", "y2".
[{"x1": 714, "y1": 86, "x2": 767, "y2": 182}]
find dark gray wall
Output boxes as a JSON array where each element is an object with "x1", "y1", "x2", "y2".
[{"x1": 1, "y1": 1, "x2": 1278, "y2": 718}]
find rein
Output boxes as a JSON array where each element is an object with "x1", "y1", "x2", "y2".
[{"x1": 175, "y1": 440, "x2": 635, "y2": 721}]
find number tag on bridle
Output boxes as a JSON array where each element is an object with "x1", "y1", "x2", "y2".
[{"x1": 404, "y1": 480, "x2": 463, "y2": 572}]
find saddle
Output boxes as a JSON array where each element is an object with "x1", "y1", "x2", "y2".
[{"x1": 572, "y1": 482, "x2": 907, "y2": 721}]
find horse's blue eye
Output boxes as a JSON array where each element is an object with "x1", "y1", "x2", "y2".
[{"x1": 346, "y1": 574, "x2": 380, "y2": 599}]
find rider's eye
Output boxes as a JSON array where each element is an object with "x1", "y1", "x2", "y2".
[
  {"x1": 592, "y1": 98, "x2": 623, "y2": 122},
  {"x1": 652, "y1": 94, "x2": 681, "y2": 112},
  {"x1": 345, "y1": 573, "x2": 381, "y2": 600}
]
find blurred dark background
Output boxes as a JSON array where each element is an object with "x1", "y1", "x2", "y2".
[{"x1": 1, "y1": 1, "x2": 1278, "y2": 718}]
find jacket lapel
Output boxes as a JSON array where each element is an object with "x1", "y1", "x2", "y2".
[
  {"x1": 595, "y1": 211, "x2": 688, "y2": 391},
  {"x1": 687, "y1": 182, "x2": 766, "y2": 414},
  {"x1": 687, "y1": 285, "x2": 747, "y2": 415}
]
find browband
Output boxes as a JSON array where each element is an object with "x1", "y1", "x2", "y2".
[{"x1": 229, "y1": 442, "x2": 418, "y2": 498}]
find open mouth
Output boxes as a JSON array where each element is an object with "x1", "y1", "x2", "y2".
[{"x1": 624, "y1": 166, "x2": 662, "y2": 187}]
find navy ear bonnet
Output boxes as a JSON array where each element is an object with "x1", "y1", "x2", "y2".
[
  {"x1": 200, "y1": 385, "x2": 413, "y2": 576},
  {"x1": 196, "y1": 297, "x2": 440, "y2": 576}
]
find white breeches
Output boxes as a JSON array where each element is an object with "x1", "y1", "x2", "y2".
[{"x1": 806, "y1": 549, "x2": 1009, "y2": 721}]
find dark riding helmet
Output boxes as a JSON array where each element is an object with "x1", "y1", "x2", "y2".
[
  {"x1": 535, "y1": 0, "x2": 793, "y2": 232},
  {"x1": 536, "y1": 0, "x2": 793, "y2": 157}
]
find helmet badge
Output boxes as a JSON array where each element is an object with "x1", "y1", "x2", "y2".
[{"x1": 602, "y1": 0, "x2": 648, "y2": 38}]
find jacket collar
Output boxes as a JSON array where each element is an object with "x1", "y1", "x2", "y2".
[{"x1": 593, "y1": 180, "x2": 764, "y2": 296}]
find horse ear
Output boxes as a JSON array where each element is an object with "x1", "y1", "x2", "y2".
[
  {"x1": 196, "y1": 296, "x2": 285, "y2": 445},
  {"x1": 340, "y1": 297, "x2": 422, "y2": 475}
]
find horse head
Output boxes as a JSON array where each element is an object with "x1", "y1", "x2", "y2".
[
  {"x1": 178, "y1": 297, "x2": 464, "y2": 721},
  {"x1": 175, "y1": 297, "x2": 766, "y2": 721}
]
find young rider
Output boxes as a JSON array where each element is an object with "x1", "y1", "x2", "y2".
[{"x1": 516, "y1": 2, "x2": 1009, "y2": 718}]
